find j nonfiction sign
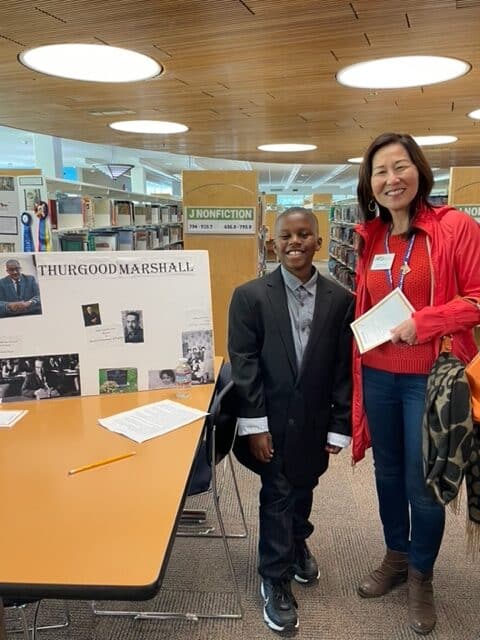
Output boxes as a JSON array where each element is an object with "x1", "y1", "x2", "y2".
[{"x1": 185, "y1": 206, "x2": 255, "y2": 234}]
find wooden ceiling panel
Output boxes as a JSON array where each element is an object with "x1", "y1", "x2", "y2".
[{"x1": 0, "y1": 1, "x2": 479, "y2": 165}]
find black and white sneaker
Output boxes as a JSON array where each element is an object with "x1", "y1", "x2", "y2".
[
  {"x1": 261, "y1": 578, "x2": 299, "y2": 632},
  {"x1": 293, "y1": 540, "x2": 320, "y2": 584},
  {"x1": 260, "y1": 578, "x2": 298, "y2": 632}
]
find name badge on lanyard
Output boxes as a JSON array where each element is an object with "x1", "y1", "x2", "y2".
[{"x1": 371, "y1": 253, "x2": 394, "y2": 270}]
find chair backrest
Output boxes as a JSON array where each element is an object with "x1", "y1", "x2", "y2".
[
  {"x1": 187, "y1": 362, "x2": 236, "y2": 495},
  {"x1": 207, "y1": 380, "x2": 238, "y2": 466}
]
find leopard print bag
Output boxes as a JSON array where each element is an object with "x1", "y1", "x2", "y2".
[{"x1": 423, "y1": 346, "x2": 480, "y2": 555}]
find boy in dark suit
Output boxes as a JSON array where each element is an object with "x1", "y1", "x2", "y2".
[{"x1": 228, "y1": 207, "x2": 353, "y2": 633}]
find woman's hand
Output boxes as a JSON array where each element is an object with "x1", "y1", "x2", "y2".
[{"x1": 391, "y1": 318, "x2": 417, "y2": 345}]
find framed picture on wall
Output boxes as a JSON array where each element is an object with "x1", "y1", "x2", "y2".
[
  {"x1": 0, "y1": 216, "x2": 18, "y2": 235},
  {"x1": 0, "y1": 177, "x2": 15, "y2": 191},
  {"x1": 24, "y1": 188, "x2": 41, "y2": 210}
]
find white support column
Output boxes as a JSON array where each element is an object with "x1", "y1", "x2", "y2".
[
  {"x1": 33, "y1": 134, "x2": 63, "y2": 179},
  {"x1": 130, "y1": 166, "x2": 146, "y2": 193}
]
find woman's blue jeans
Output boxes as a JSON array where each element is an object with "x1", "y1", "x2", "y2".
[{"x1": 362, "y1": 366, "x2": 445, "y2": 574}]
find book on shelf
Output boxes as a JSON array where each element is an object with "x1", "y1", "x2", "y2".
[
  {"x1": 111, "y1": 200, "x2": 134, "y2": 226},
  {"x1": 117, "y1": 229, "x2": 135, "y2": 251},
  {"x1": 81, "y1": 197, "x2": 95, "y2": 227},
  {"x1": 60, "y1": 234, "x2": 89, "y2": 251},
  {"x1": 134, "y1": 230, "x2": 148, "y2": 250},
  {"x1": 169, "y1": 226, "x2": 182, "y2": 244},
  {"x1": 48, "y1": 198, "x2": 58, "y2": 229},
  {"x1": 92, "y1": 232, "x2": 118, "y2": 251},
  {"x1": 160, "y1": 226, "x2": 170, "y2": 247},
  {"x1": 150, "y1": 229, "x2": 161, "y2": 249},
  {"x1": 133, "y1": 205, "x2": 149, "y2": 225},
  {"x1": 57, "y1": 194, "x2": 82, "y2": 215},
  {"x1": 93, "y1": 198, "x2": 112, "y2": 228}
]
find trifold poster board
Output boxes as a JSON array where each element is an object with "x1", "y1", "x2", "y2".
[{"x1": 0, "y1": 251, "x2": 214, "y2": 403}]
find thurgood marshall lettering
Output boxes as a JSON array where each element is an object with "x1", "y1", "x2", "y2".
[{"x1": 38, "y1": 261, "x2": 195, "y2": 277}]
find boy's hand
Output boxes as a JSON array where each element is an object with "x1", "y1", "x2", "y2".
[
  {"x1": 248, "y1": 432, "x2": 274, "y2": 463},
  {"x1": 325, "y1": 444, "x2": 342, "y2": 455}
]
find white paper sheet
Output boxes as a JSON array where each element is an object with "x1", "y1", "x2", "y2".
[
  {"x1": 351, "y1": 287, "x2": 415, "y2": 354},
  {"x1": 98, "y1": 399, "x2": 208, "y2": 443},
  {"x1": 0, "y1": 410, "x2": 28, "y2": 427}
]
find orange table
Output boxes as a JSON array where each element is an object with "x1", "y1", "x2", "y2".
[{"x1": 0, "y1": 358, "x2": 221, "y2": 600}]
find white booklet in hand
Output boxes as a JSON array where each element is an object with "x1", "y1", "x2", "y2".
[{"x1": 351, "y1": 287, "x2": 415, "y2": 354}]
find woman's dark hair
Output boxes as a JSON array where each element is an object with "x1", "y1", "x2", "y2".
[{"x1": 357, "y1": 132, "x2": 434, "y2": 225}]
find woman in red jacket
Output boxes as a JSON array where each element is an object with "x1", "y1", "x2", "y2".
[{"x1": 353, "y1": 132, "x2": 480, "y2": 635}]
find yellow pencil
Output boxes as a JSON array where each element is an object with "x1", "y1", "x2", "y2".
[{"x1": 68, "y1": 451, "x2": 136, "y2": 476}]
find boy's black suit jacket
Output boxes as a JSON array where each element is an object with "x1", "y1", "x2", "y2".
[{"x1": 228, "y1": 267, "x2": 354, "y2": 486}]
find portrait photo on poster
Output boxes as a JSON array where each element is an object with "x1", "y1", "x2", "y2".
[
  {"x1": 182, "y1": 329, "x2": 214, "y2": 384},
  {"x1": 0, "y1": 254, "x2": 42, "y2": 318},
  {"x1": 0, "y1": 352, "x2": 80, "y2": 402},
  {"x1": 99, "y1": 367, "x2": 138, "y2": 394},
  {"x1": 148, "y1": 368, "x2": 176, "y2": 389},
  {"x1": 122, "y1": 310, "x2": 144, "y2": 343},
  {"x1": 82, "y1": 303, "x2": 101, "y2": 327}
]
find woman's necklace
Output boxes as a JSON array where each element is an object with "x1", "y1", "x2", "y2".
[{"x1": 383, "y1": 226, "x2": 416, "y2": 291}]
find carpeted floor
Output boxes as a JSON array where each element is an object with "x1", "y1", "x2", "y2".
[{"x1": 7, "y1": 449, "x2": 479, "y2": 640}]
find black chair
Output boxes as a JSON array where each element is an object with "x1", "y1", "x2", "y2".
[
  {"x1": 92, "y1": 363, "x2": 247, "y2": 621},
  {"x1": 178, "y1": 362, "x2": 247, "y2": 539},
  {"x1": 3, "y1": 599, "x2": 70, "y2": 640}
]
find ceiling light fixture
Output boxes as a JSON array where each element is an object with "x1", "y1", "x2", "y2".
[
  {"x1": 19, "y1": 44, "x2": 162, "y2": 83},
  {"x1": 336, "y1": 55, "x2": 470, "y2": 89},
  {"x1": 413, "y1": 135, "x2": 457, "y2": 146},
  {"x1": 257, "y1": 143, "x2": 317, "y2": 152},
  {"x1": 467, "y1": 108, "x2": 480, "y2": 120},
  {"x1": 93, "y1": 164, "x2": 134, "y2": 180},
  {"x1": 109, "y1": 120, "x2": 189, "y2": 134},
  {"x1": 347, "y1": 157, "x2": 363, "y2": 163}
]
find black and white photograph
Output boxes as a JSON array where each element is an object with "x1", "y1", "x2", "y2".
[
  {"x1": 182, "y1": 329, "x2": 214, "y2": 385},
  {"x1": 0, "y1": 353, "x2": 80, "y2": 402},
  {"x1": 82, "y1": 303, "x2": 101, "y2": 327},
  {"x1": 0, "y1": 176, "x2": 14, "y2": 191},
  {"x1": 0, "y1": 255, "x2": 42, "y2": 318},
  {"x1": 122, "y1": 309, "x2": 144, "y2": 343},
  {"x1": 148, "y1": 368, "x2": 176, "y2": 389}
]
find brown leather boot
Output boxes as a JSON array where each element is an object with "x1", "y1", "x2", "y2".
[
  {"x1": 358, "y1": 549, "x2": 408, "y2": 598},
  {"x1": 407, "y1": 567, "x2": 436, "y2": 635}
]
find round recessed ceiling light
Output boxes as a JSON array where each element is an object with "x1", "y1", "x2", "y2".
[
  {"x1": 336, "y1": 56, "x2": 470, "y2": 89},
  {"x1": 257, "y1": 143, "x2": 317, "y2": 152},
  {"x1": 19, "y1": 44, "x2": 162, "y2": 83},
  {"x1": 347, "y1": 157, "x2": 363, "y2": 163},
  {"x1": 467, "y1": 108, "x2": 480, "y2": 120},
  {"x1": 109, "y1": 120, "x2": 189, "y2": 134},
  {"x1": 413, "y1": 135, "x2": 457, "y2": 146}
]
